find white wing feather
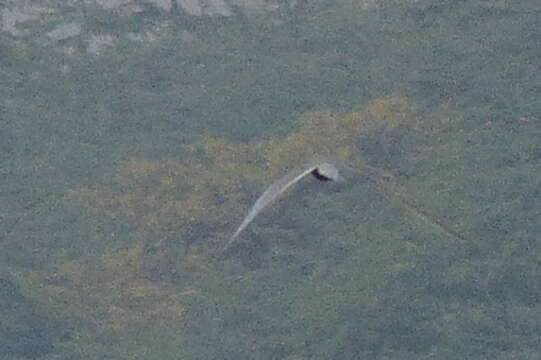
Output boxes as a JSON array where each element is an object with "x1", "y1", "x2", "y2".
[{"x1": 224, "y1": 165, "x2": 319, "y2": 250}]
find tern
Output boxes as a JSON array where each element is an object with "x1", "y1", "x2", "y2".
[{"x1": 224, "y1": 160, "x2": 340, "y2": 251}]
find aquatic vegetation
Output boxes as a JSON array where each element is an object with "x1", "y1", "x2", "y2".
[
  {"x1": 22, "y1": 93, "x2": 530, "y2": 359},
  {"x1": 62, "y1": 95, "x2": 428, "y2": 270},
  {"x1": 17, "y1": 243, "x2": 190, "y2": 343},
  {"x1": 67, "y1": 95, "x2": 417, "y2": 248},
  {"x1": 364, "y1": 94, "x2": 417, "y2": 128},
  {"x1": 262, "y1": 94, "x2": 416, "y2": 172},
  {"x1": 46, "y1": 94, "x2": 430, "y2": 351}
]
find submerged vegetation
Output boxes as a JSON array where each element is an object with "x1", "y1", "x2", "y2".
[
  {"x1": 2, "y1": 0, "x2": 540, "y2": 358},
  {"x1": 67, "y1": 94, "x2": 416, "y2": 249},
  {"x1": 15, "y1": 94, "x2": 429, "y2": 357},
  {"x1": 9, "y1": 89, "x2": 541, "y2": 359}
]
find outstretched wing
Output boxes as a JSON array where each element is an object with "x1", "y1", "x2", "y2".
[{"x1": 225, "y1": 164, "x2": 318, "y2": 250}]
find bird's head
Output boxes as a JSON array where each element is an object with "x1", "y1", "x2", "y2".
[{"x1": 312, "y1": 162, "x2": 340, "y2": 182}]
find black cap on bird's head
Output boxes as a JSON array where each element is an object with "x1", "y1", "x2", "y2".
[{"x1": 311, "y1": 162, "x2": 339, "y2": 181}]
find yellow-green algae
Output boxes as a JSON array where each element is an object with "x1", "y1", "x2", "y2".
[
  {"x1": 18, "y1": 94, "x2": 451, "y2": 351},
  {"x1": 66, "y1": 94, "x2": 418, "y2": 247}
]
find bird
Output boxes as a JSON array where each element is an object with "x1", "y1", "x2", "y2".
[{"x1": 224, "y1": 160, "x2": 341, "y2": 251}]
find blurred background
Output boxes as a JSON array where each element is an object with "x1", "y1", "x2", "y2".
[{"x1": 1, "y1": 0, "x2": 540, "y2": 359}]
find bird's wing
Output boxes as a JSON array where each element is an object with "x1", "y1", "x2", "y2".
[{"x1": 225, "y1": 165, "x2": 318, "y2": 250}]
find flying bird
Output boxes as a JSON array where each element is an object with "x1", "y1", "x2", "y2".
[{"x1": 224, "y1": 160, "x2": 340, "y2": 251}]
